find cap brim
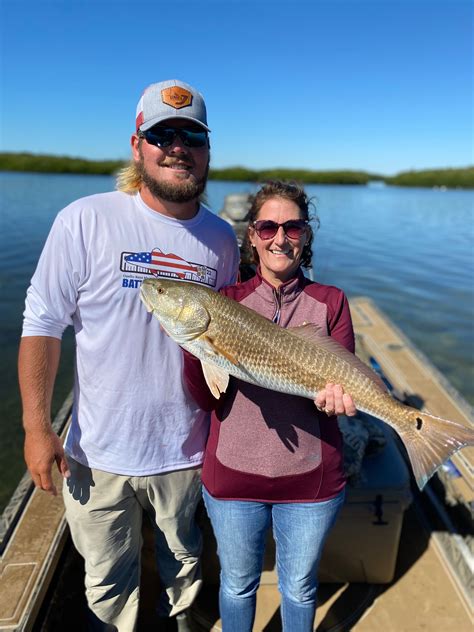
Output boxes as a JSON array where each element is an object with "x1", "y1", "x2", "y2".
[{"x1": 139, "y1": 115, "x2": 210, "y2": 132}]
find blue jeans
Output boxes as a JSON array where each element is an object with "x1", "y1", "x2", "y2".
[{"x1": 203, "y1": 487, "x2": 345, "y2": 632}]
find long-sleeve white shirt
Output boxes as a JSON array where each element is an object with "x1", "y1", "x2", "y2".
[{"x1": 22, "y1": 190, "x2": 240, "y2": 475}]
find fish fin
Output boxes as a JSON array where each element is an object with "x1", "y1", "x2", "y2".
[
  {"x1": 291, "y1": 330, "x2": 388, "y2": 391},
  {"x1": 167, "y1": 325, "x2": 208, "y2": 344},
  {"x1": 201, "y1": 361, "x2": 230, "y2": 398},
  {"x1": 391, "y1": 409, "x2": 474, "y2": 490},
  {"x1": 203, "y1": 335, "x2": 240, "y2": 366}
]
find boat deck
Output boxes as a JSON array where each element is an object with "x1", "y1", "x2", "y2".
[
  {"x1": 192, "y1": 502, "x2": 472, "y2": 631},
  {"x1": 1, "y1": 298, "x2": 473, "y2": 631}
]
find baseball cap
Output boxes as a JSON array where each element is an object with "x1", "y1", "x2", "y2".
[{"x1": 135, "y1": 79, "x2": 210, "y2": 132}]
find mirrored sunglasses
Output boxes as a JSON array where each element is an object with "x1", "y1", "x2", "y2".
[
  {"x1": 139, "y1": 126, "x2": 208, "y2": 148},
  {"x1": 252, "y1": 219, "x2": 308, "y2": 240}
]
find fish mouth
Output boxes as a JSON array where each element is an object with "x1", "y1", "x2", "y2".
[{"x1": 140, "y1": 285, "x2": 155, "y2": 313}]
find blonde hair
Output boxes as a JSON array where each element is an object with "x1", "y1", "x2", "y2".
[{"x1": 115, "y1": 161, "x2": 142, "y2": 194}]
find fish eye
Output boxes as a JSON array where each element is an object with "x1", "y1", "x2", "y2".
[{"x1": 157, "y1": 287, "x2": 164, "y2": 294}]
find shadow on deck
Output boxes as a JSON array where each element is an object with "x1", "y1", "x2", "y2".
[{"x1": 32, "y1": 493, "x2": 436, "y2": 632}]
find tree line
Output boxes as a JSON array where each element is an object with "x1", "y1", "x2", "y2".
[{"x1": 0, "y1": 152, "x2": 472, "y2": 188}]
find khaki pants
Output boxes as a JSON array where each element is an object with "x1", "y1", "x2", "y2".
[{"x1": 63, "y1": 458, "x2": 202, "y2": 631}]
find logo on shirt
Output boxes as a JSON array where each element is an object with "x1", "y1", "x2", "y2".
[{"x1": 120, "y1": 247, "x2": 217, "y2": 288}]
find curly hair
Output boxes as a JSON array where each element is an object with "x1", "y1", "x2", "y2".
[{"x1": 242, "y1": 180, "x2": 318, "y2": 269}]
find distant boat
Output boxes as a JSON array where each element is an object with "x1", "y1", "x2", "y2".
[
  {"x1": 218, "y1": 192, "x2": 251, "y2": 247},
  {"x1": 367, "y1": 180, "x2": 386, "y2": 188}
]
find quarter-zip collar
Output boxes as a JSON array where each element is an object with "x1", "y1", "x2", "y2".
[{"x1": 253, "y1": 267, "x2": 308, "y2": 324}]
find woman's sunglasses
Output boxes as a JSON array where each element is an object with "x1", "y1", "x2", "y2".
[
  {"x1": 252, "y1": 219, "x2": 308, "y2": 240},
  {"x1": 138, "y1": 126, "x2": 208, "y2": 148}
]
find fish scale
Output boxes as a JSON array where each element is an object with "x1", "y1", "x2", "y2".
[{"x1": 140, "y1": 278, "x2": 474, "y2": 490}]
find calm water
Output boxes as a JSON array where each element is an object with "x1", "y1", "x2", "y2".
[{"x1": 1, "y1": 172, "x2": 473, "y2": 510}]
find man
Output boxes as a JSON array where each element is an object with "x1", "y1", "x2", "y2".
[{"x1": 18, "y1": 79, "x2": 240, "y2": 631}]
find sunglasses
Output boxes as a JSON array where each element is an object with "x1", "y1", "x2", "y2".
[
  {"x1": 139, "y1": 126, "x2": 208, "y2": 148},
  {"x1": 252, "y1": 219, "x2": 308, "y2": 240}
]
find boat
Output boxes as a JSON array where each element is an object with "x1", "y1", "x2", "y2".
[
  {"x1": 217, "y1": 193, "x2": 251, "y2": 248},
  {"x1": 1, "y1": 197, "x2": 473, "y2": 631}
]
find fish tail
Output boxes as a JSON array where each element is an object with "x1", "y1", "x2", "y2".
[{"x1": 397, "y1": 410, "x2": 474, "y2": 491}]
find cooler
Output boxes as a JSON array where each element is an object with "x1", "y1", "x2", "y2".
[{"x1": 317, "y1": 421, "x2": 412, "y2": 583}]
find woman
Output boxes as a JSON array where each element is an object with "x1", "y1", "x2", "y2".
[{"x1": 184, "y1": 181, "x2": 356, "y2": 631}]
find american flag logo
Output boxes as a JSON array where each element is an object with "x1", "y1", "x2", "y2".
[{"x1": 124, "y1": 248, "x2": 200, "y2": 280}]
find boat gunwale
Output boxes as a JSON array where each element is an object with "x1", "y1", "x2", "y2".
[{"x1": 0, "y1": 392, "x2": 73, "y2": 554}]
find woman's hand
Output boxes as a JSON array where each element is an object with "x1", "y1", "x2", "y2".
[{"x1": 315, "y1": 383, "x2": 357, "y2": 417}]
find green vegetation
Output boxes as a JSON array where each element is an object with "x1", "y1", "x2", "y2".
[
  {"x1": 0, "y1": 152, "x2": 472, "y2": 188},
  {"x1": 385, "y1": 167, "x2": 474, "y2": 189},
  {"x1": 0, "y1": 152, "x2": 124, "y2": 175},
  {"x1": 210, "y1": 166, "x2": 382, "y2": 185}
]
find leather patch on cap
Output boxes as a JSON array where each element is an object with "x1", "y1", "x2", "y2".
[{"x1": 161, "y1": 86, "x2": 193, "y2": 109}]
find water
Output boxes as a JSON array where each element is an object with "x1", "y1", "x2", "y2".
[{"x1": 1, "y1": 172, "x2": 473, "y2": 511}]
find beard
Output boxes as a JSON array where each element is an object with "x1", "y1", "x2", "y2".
[{"x1": 137, "y1": 148, "x2": 209, "y2": 203}]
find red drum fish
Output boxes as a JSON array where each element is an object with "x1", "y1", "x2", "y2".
[{"x1": 140, "y1": 278, "x2": 474, "y2": 490}]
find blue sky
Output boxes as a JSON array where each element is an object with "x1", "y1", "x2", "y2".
[{"x1": 1, "y1": 0, "x2": 472, "y2": 174}]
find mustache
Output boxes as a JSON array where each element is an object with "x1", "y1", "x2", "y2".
[{"x1": 160, "y1": 157, "x2": 194, "y2": 168}]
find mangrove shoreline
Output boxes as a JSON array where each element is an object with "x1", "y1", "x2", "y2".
[{"x1": 1, "y1": 152, "x2": 473, "y2": 189}]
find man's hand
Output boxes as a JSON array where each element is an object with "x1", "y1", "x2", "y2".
[
  {"x1": 315, "y1": 383, "x2": 357, "y2": 417},
  {"x1": 24, "y1": 429, "x2": 70, "y2": 496},
  {"x1": 19, "y1": 336, "x2": 67, "y2": 495}
]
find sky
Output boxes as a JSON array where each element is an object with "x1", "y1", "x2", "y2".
[{"x1": 0, "y1": 0, "x2": 472, "y2": 175}]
